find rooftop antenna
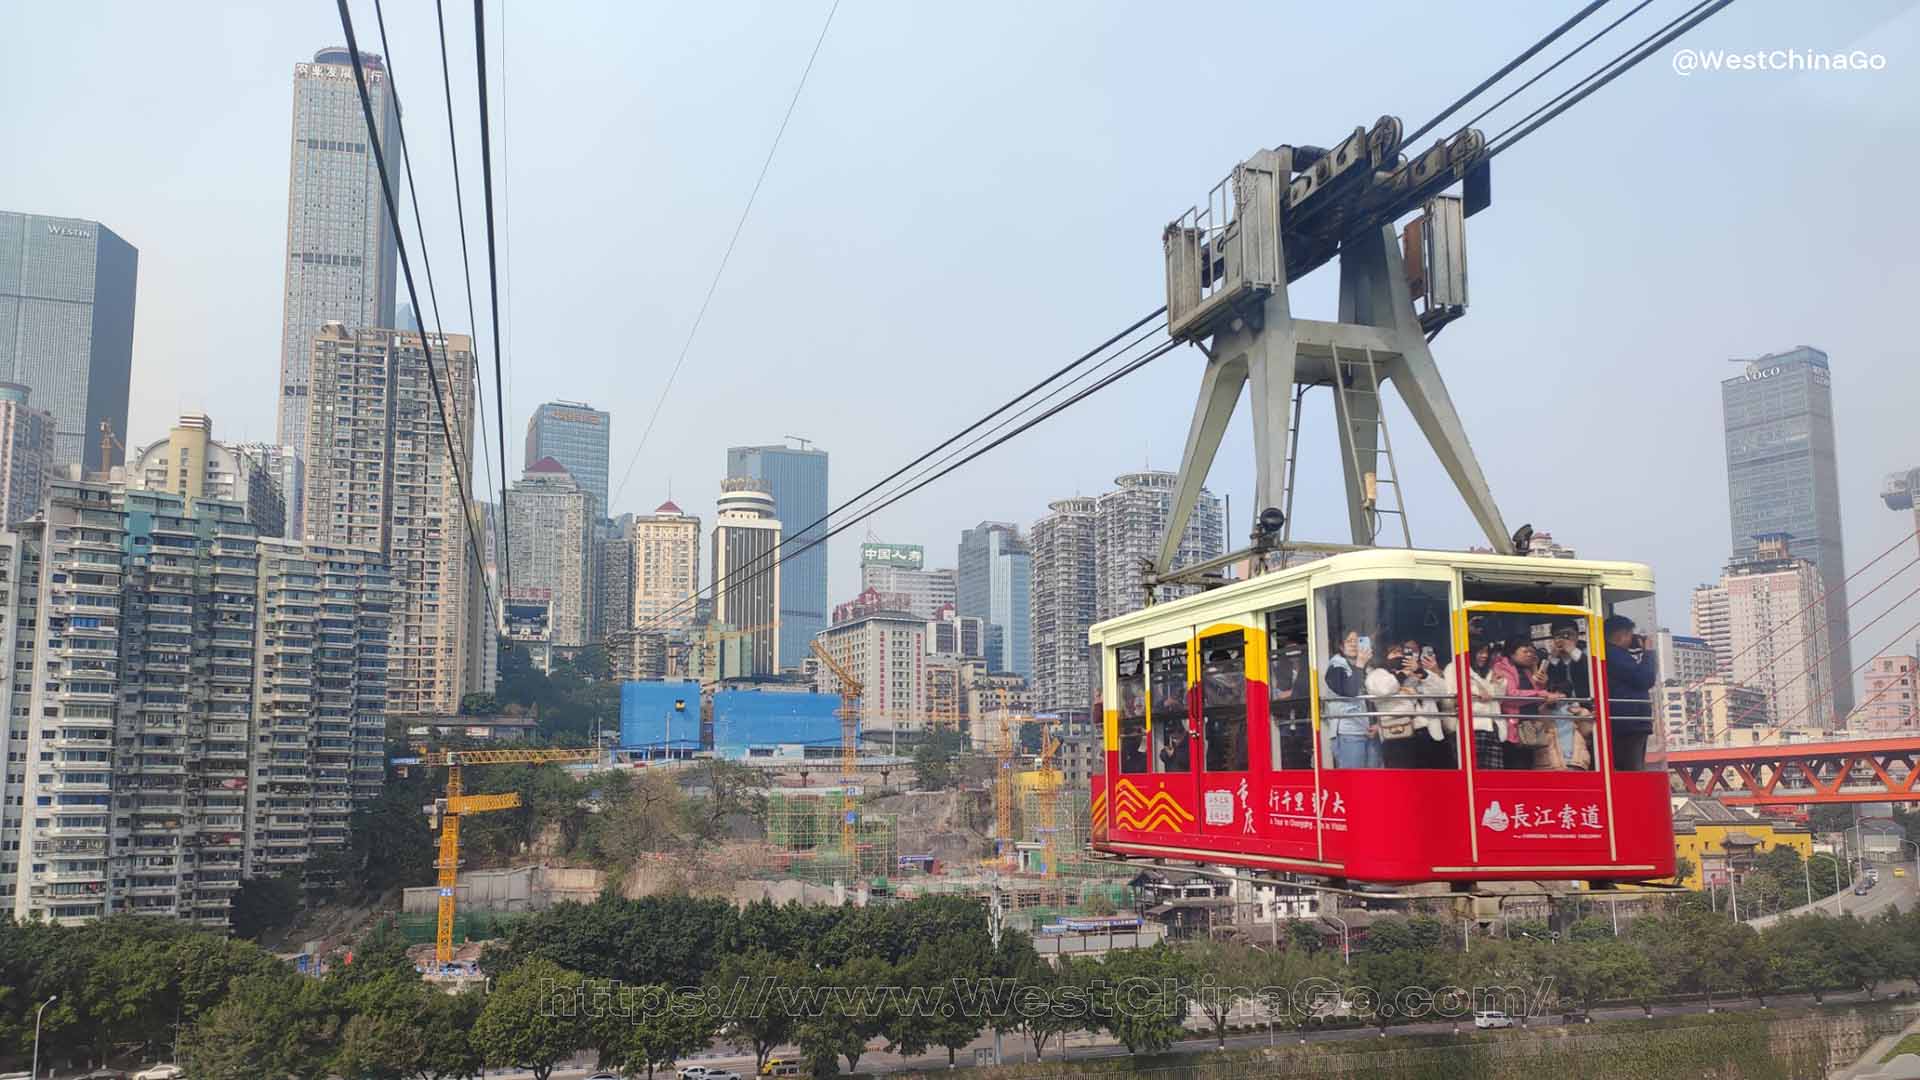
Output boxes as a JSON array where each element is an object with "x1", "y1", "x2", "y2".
[{"x1": 783, "y1": 434, "x2": 813, "y2": 451}]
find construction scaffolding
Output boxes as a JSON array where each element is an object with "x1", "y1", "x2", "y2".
[{"x1": 763, "y1": 792, "x2": 899, "y2": 882}]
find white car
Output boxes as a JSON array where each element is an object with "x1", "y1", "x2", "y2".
[
  {"x1": 134, "y1": 1069, "x2": 185, "y2": 1080},
  {"x1": 679, "y1": 1068, "x2": 741, "y2": 1080},
  {"x1": 1473, "y1": 1010, "x2": 1516, "y2": 1029}
]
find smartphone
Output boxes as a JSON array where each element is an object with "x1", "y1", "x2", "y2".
[
  {"x1": 1356, "y1": 635, "x2": 1373, "y2": 655},
  {"x1": 1421, "y1": 645, "x2": 1436, "y2": 663}
]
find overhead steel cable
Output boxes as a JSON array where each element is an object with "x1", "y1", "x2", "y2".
[
  {"x1": 432, "y1": 0, "x2": 509, "y2": 572},
  {"x1": 601, "y1": 308, "x2": 1167, "y2": 644},
  {"x1": 1486, "y1": 0, "x2": 1737, "y2": 158},
  {"x1": 334, "y1": 0, "x2": 496, "y2": 616},
  {"x1": 368, "y1": 0, "x2": 492, "y2": 561},
  {"x1": 1453, "y1": 0, "x2": 1659, "y2": 136},
  {"x1": 1764, "y1": 607, "x2": 1920, "y2": 738},
  {"x1": 1403, "y1": 0, "x2": 1612, "y2": 145},
  {"x1": 612, "y1": 331, "x2": 1181, "y2": 644},
  {"x1": 610, "y1": 0, "x2": 843, "y2": 510},
  {"x1": 472, "y1": 0, "x2": 515, "y2": 597}
]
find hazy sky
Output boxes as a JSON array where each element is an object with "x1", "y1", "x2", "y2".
[{"x1": 5, "y1": 1, "x2": 1918, "y2": 672}]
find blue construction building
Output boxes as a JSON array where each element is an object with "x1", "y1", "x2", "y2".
[{"x1": 618, "y1": 681, "x2": 841, "y2": 758}]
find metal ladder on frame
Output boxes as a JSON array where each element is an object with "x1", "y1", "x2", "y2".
[{"x1": 1331, "y1": 345, "x2": 1412, "y2": 547}]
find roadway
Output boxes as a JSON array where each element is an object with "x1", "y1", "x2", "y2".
[
  {"x1": 1748, "y1": 865, "x2": 1917, "y2": 929},
  {"x1": 493, "y1": 985, "x2": 1913, "y2": 1079}
]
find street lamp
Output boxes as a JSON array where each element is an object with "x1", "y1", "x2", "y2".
[
  {"x1": 1325, "y1": 913, "x2": 1350, "y2": 966},
  {"x1": 1900, "y1": 838, "x2": 1920, "y2": 898},
  {"x1": 32, "y1": 995, "x2": 57, "y2": 1080}
]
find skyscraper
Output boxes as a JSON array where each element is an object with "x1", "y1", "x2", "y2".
[
  {"x1": 506, "y1": 459, "x2": 592, "y2": 648},
  {"x1": 1095, "y1": 471, "x2": 1225, "y2": 621},
  {"x1": 0, "y1": 211, "x2": 137, "y2": 473},
  {"x1": 859, "y1": 543, "x2": 955, "y2": 620},
  {"x1": 1030, "y1": 497, "x2": 1097, "y2": 713},
  {"x1": 0, "y1": 383, "x2": 53, "y2": 525},
  {"x1": 1721, "y1": 347, "x2": 1852, "y2": 714},
  {"x1": 711, "y1": 479, "x2": 782, "y2": 675},
  {"x1": 303, "y1": 324, "x2": 478, "y2": 715},
  {"x1": 525, "y1": 401, "x2": 610, "y2": 517},
  {"x1": 727, "y1": 443, "x2": 828, "y2": 670},
  {"x1": 632, "y1": 501, "x2": 700, "y2": 631},
  {"x1": 957, "y1": 522, "x2": 1032, "y2": 679},
  {"x1": 1710, "y1": 535, "x2": 1836, "y2": 732},
  {"x1": 276, "y1": 48, "x2": 400, "y2": 499}
]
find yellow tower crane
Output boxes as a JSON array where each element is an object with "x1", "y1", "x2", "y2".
[
  {"x1": 994, "y1": 691, "x2": 1017, "y2": 870},
  {"x1": 807, "y1": 639, "x2": 862, "y2": 863},
  {"x1": 413, "y1": 746, "x2": 600, "y2": 966},
  {"x1": 1035, "y1": 726, "x2": 1062, "y2": 881}
]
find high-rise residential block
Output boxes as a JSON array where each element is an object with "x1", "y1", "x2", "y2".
[
  {"x1": 595, "y1": 514, "x2": 635, "y2": 644},
  {"x1": 229, "y1": 443, "x2": 304, "y2": 540},
  {"x1": 711, "y1": 479, "x2": 782, "y2": 675},
  {"x1": 1856, "y1": 653, "x2": 1918, "y2": 732},
  {"x1": 251, "y1": 538, "x2": 392, "y2": 875},
  {"x1": 276, "y1": 48, "x2": 399, "y2": 487},
  {"x1": 1691, "y1": 582, "x2": 1733, "y2": 681},
  {"x1": 727, "y1": 443, "x2": 828, "y2": 669},
  {"x1": 1721, "y1": 348, "x2": 1852, "y2": 714},
  {"x1": 0, "y1": 478, "x2": 392, "y2": 928},
  {"x1": 524, "y1": 401, "x2": 611, "y2": 518},
  {"x1": 0, "y1": 479, "x2": 123, "y2": 922},
  {"x1": 0, "y1": 383, "x2": 53, "y2": 525},
  {"x1": 1714, "y1": 535, "x2": 1836, "y2": 731},
  {"x1": 957, "y1": 522, "x2": 1032, "y2": 679},
  {"x1": 505, "y1": 459, "x2": 592, "y2": 648},
  {"x1": 0, "y1": 212, "x2": 138, "y2": 473},
  {"x1": 303, "y1": 324, "x2": 478, "y2": 716},
  {"x1": 632, "y1": 501, "x2": 700, "y2": 632},
  {"x1": 1030, "y1": 496, "x2": 1097, "y2": 714},
  {"x1": 1095, "y1": 471, "x2": 1224, "y2": 621},
  {"x1": 124, "y1": 414, "x2": 289, "y2": 538},
  {"x1": 926, "y1": 607, "x2": 985, "y2": 660},
  {"x1": 1656, "y1": 630, "x2": 1719, "y2": 688}
]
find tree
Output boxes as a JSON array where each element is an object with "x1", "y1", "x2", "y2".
[
  {"x1": 179, "y1": 974, "x2": 344, "y2": 1080},
  {"x1": 1181, "y1": 939, "x2": 1262, "y2": 1048},
  {"x1": 416, "y1": 990, "x2": 487, "y2": 1080},
  {"x1": 595, "y1": 983, "x2": 716, "y2": 1079},
  {"x1": 472, "y1": 958, "x2": 590, "y2": 1080},
  {"x1": 996, "y1": 942, "x2": 1077, "y2": 1061},
  {"x1": 334, "y1": 1011, "x2": 426, "y2": 1080},
  {"x1": 1090, "y1": 945, "x2": 1192, "y2": 1055},
  {"x1": 460, "y1": 692, "x2": 499, "y2": 715},
  {"x1": 706, "y1": 949, "x2": 804, "y2": 1073},
  {"x1": 230, "y1": 871, "x2": 303, "y2": 942}
]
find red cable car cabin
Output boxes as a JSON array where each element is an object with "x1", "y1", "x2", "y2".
[{"x1": 1087, "y1": 549, "x2": 1674, "y2": 887}]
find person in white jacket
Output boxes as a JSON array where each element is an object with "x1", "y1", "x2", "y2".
[
  {"x1": 1367, "y1": 644, "x2": 1450, "y2": 767},
  {"x1": 1445, "y1": 642, "x2": 1510, "y2": 770}
]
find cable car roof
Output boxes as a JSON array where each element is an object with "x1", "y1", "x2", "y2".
[{"x1": 1089, "y1": 546, "x2": 1653, "y2": 644}]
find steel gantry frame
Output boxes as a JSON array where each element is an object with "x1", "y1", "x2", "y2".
[{"x1": 1152, "y1": 120, "x2": 1512, "y2": 587}]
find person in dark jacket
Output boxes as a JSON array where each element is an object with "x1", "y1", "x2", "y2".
[
  {"x1": 1603, "y1": 615, "x2": 1657, "y2": 771},
  {"x1": 1543, "y1": 623, "x2": 1594, "y2": 768}
]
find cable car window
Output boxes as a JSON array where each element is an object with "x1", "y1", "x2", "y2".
[
  {"x1": 1150, "y1": 642, "x2": 1191, "y2": 773},
  {"x1": 1200, "y1": 630, "x2": 1247, "y2": 772},
  {"x1": 1266, "y1": 604, "x2": 1313, "y2": 770},
  {"x1": 1462, "y1": 574, "x2": 1587, "y2": 607},
  {"x1": 1316, "y1": 580, "x2": 1456, "y2": 770},
  {"x1": 1601, "y1": 589, "x2": 1661, "y2": 771},
  {"x1": 1114, "y1": 643, "x2": 1148, "y2": 775}
]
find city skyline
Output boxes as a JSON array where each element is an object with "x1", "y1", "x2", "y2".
[{"x1": 6, "y1": 8, "x2": 1917, "y2": 642}]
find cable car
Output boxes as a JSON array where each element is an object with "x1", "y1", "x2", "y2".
[{"x1": 1087, "y1": 548, "x2": 1673, "y2": 888}]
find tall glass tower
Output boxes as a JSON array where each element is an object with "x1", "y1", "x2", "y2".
[
  {"x1": 276, "y1": 46, "x2": 400, "y2": 521},
  {"x1": 525, "y1": 401, "x2": 611, "y2": 518},
  {"x1": 1721, "y1": 346, "x2": 1852, "y2": 717},
  {"x1": 726, "y1": 443, "x2": 828, "y2": 668},
  {"x1": 0, "y1": 211, "x2": 137, "y2": 472},
  {"x1": 957, "y1": 521, "x2": 1033, "y2": 679}
]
